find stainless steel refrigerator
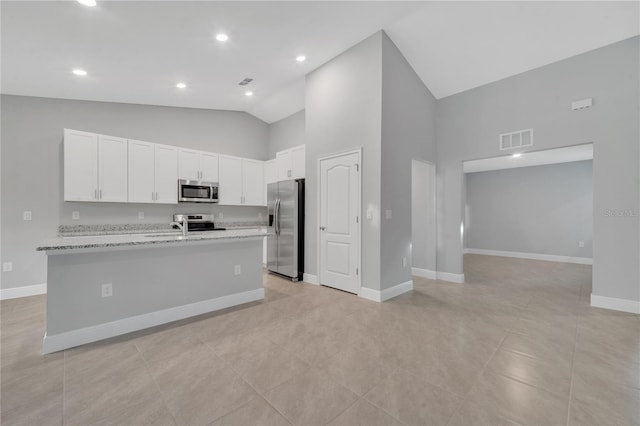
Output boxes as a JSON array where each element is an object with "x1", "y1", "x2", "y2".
[{"x1": 267, "y1": 179, "x2": 304, "y2": 281}]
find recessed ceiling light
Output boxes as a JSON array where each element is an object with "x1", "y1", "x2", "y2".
[
  {"x1": 215, "y1": 34, "x2": 229, "y2": 42},
  {"x1": 176, "y1": 82, "x2": 187, "y2": 89},
  {"x1": 76, "y1": 0, "x2": 97, "y2": 6},
  {"x1": 512, "y1": 153, "x2": 522, "y2": 158},
  {"x1": 295, "y1": 55, "x2": 307, "y2": 62},
  {"x1": 244, "y1": 91, "x2": 254, "y2": 97},
  {"x1": 72, "y1": 69, "x2": 87, "y2": 76}
]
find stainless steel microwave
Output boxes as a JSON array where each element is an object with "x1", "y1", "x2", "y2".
[{"x1": 178, "y1": 179, "x2": 219, "y2": 203}]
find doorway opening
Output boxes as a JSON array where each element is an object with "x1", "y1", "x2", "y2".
[{"x1": 462, "y1": 144, "x2": 593, "y2": 296}]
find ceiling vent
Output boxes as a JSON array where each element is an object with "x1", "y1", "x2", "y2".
[
  {"x1": 499, "y1": 128, "x2": 533, "y2": 150},
  {"x1": 238, "y1": 78, "x2": 253, "y2": 86}
]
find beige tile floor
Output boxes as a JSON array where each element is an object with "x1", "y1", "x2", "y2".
[{"x1": 1, "y1": 254, "x2": 639, "y2": 426}]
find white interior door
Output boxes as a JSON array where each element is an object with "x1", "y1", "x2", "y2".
[{"x1": 319, "y1": 150, "x2": 361, "y2": 294}]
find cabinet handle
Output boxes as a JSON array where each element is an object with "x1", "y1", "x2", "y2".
[
  {"x1": 152, "y1": 191, "x2": 155, "y2": 201},
  {"x1": 99, "y1": 189, "x2": 102, "y2": 200},
  {"x1": 155, "y1": 192, "x2": 159, "y2": 201},
  {"x1": 94, "y1": 189, "x2": 98, "y2": 200}
]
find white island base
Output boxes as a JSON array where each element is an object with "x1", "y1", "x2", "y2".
[{"x1": 42, "y1": 237, "x2": 264, "y2": 354}]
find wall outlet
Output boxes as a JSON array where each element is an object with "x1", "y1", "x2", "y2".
[
  {"x1": 138, "y1": 211, "x2": 145, "y2": 220},
  {"x1": 72, "y1": 211, "x2": 80, "y2": 220},
  {"x1": 385, "y1": 210, "x2": 392, "y2": 220},
  {"x1": 402, "y1": 257, "x2": 407, "y2": 267},
  {"x1": 579, "y1": 241, "x2": 585, "y2": 248},
  {"x1": 3, "y1": 262, "x2": 13, "y2": 272},
  {"x1": 101, "y1": 283, "x2": 113, "y2": 298},
  {"x1": 23, "y1": 211, "x2": 32, "y2": 221},
  {"x1": 234, "y1": 264, "x2": 241, "y2": 275},
  {"x1": 218, "y1": 212, "x2": 224, "y2": 219}
]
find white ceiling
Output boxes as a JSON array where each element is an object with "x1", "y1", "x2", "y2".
[
  {"x1": 463, "y1": 144, "x2": 594, "y2": 174},
  {"x1": 1, "y1": 1, "x2": 638, "y2": 123}
]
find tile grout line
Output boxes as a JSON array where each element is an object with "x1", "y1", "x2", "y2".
[
  {"x1": 359, "y1": 366, "x2": 409, "y2": 426},
  {"x1": 445, "y1": 332, "x2": 509, "y2": 425},
  {"x1": 132, "y1": 339, "x2": 179, "y2": 426},
  {"x1": 564, "y1": 322, "x2": 580, "y2": 426}
]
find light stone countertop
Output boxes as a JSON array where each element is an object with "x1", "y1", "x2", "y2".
[{"x1": 38, "y1": 228, "x2": 270, "y2": 254}]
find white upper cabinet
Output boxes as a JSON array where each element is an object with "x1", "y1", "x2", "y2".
[
  {"x1": 200, "y1": 152, "x2": 219, "y2": 182},
  {"x1": 128, "y1": 140, "x2": 156, "y2": 203},
  {"x1": 128, "y1": 140, "x2": 178, "y2": 204},
  {"x1": 97, "y1": 135, "x2": 128, "y2": 202},
  {"x1": 290, "y1": 145, "x2": 305, "y2": 179},
  {"x1": 242, "y1": 159, "x2": 264, "y2": 206},
  {"x1": 64, "y1": 129, "x2": 127, "y2": 202},
  {"x1": 276, "y1": 149, "x2": 291, "y2": 181},
  {"x1": 178, "y1": 149, "x2": 219, "y2": 182},
  {"x1": 218, "y1": 155, "x2": 243, "y2": 205},
  {"x1": 154, "y1": 144, "x2": 178, "y2": 204},
  {"x1": 276, "y1": 145, "x2": 305, "y2": 180},
  {"x1": 178, "y1": 149, "x2": 200, "y2": 180},
  {"x1": 64, "y1": 129, "x2": 98, "y2": 202},
  {"x1": 264, "y1": 159, "x2": 278, "y2": 184}
]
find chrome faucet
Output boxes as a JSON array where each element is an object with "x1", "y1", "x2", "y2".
[{"x1": 170, "y1": 217, "x2": 188, "y2": 238}]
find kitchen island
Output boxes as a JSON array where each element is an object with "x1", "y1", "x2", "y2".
[{"x1": 37, "y1": 229, "x2": 267, "y2": 353}]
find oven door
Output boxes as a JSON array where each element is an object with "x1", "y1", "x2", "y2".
[{"x1": 178, "y1": 180, "x2": 218, "y2": 203}]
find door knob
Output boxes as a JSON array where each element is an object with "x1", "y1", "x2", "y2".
[{"x1": 320, "y1": 226, "x2": 326, "y2": 231}]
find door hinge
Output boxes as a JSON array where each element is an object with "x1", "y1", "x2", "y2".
[
  {"x1": 356, "y1": 216, "x2": 359, "y2": 223},
  {"x1": 356, "y1": 267, "x2": 359, "y2": 275},
  {"x1": 355, "y1": 164, "x2": 359, "y2": 172}
]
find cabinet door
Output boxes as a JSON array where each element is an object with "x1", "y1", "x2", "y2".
[
  {"x1": 264, "y1": 159, "x2": 277, "y2": 184},
  {"x1": 218, "y1": 155, "x2": 243, "y2": 205},
  {"x1": 178, "y1": 149, "x2": 201, "y2": 180},
  {"x1": 242, "y1": 159, "x2": 264, "y2": 206},
  {"x1": 276, "y1": 150, "x2": 292, "y2": 181},
  {"x1": 154, "y1": 144, "x2": 178, "y2": 204},
  {"x1": 290, "y1": 145, "x2": 305, "y2": 179},
  {"x1": 98, "y1": 135, "x2": 128, "y2": 202},
  {"x1": 128, "y1": 139, "x2": 155, "y2": 203},
  {"x1": 64, "y1": 129, "x2": 98, "y2": 201},
  {"x1": 200, "y1": 152, "x2": 219, "y2": 182}
]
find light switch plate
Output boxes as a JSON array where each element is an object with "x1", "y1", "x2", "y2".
[
  {"x1": 234, "y1": 264, "x2": 241, "y2": 275},
  {"x1": 3, "y1": 262, "x2": 12, "y2": 272},
  {"x1": 579, "y1": 241, "x2": 585, "y2": 248},
  {"x1": 72, "y1": 211, "x2": 80, "y2": 220},
  {"x1": 385, "y1": 210, "x2": 392, "y2": 219},
  {"x1": 23, "y1": 211, "x2": 32, "y2": 221},
  {"x1": 138, "y1": 212, "x2": 145, "y2": 220}
]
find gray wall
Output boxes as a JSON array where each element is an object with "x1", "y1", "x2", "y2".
[
  {"x1": 380, "y1": 32, "x2": 437, "y2": 290},
  {"x1": 1, "y1": 95, "x2": 269, "y2": 290},
  {"x1": 267, "y1": 110, "x2": 305, "y2": 159},
  {"x1": 412, "y1": 160, "x2": 436, "y2": 272},
  {"x1": 305, "y1": 32, "x2": 382, "y2": 290},
  {"x1": 465, "y1": 160, "x2": 593, "y2": 258},
  {"x1": 436, "y1": 36, "x2": 639, "y2": 303}
]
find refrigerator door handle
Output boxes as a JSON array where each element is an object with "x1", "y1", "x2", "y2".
[{"x1": 275, "y1": 198, "x2": 280, "y2": 236}]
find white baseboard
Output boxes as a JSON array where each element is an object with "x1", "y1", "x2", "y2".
[
  {"x1": 43, "y1": 288, "x2": 264, "y2": 354},
  {"x1": 412, "y1": 267, "x2": 436, "y2": 279},
  {"x1": 464, "y1": 248, "x2": 592, "y2": 265},
  {"x1": 359, "y1": 280, "x2": 413, "y2": 302},
  {"x1": 436, "y1": 271, "x2": 465, "y2": 283},
  {"x1": 303, "y1": 273, "x2": 319, "y2": 285},
  {"x1": 0, "y1": 283, "x2": 47, "y2": 300},
  {"x1": 590, "y1": 294, "x2": 640, "y2": 314}
]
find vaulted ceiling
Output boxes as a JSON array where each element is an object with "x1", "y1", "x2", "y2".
[{"x1": 2, "y1": 1, "x2": 638, "y2": 123}]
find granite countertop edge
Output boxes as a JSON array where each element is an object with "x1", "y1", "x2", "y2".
[{"x1": 38, "y1": 229, "x2": 269, "y2": 252}]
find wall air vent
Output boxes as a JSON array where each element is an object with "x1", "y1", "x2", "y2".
[
  {"x1": 499, "y1": 128, "x2": 533, "y2": 151},
  {"x1": 238, "y1": 78, "x2": 253, "y2": 86}
]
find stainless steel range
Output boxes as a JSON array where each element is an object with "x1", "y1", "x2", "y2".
[{"x1": 171, "y1": 214, "x2": 226, "y2": 233}]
